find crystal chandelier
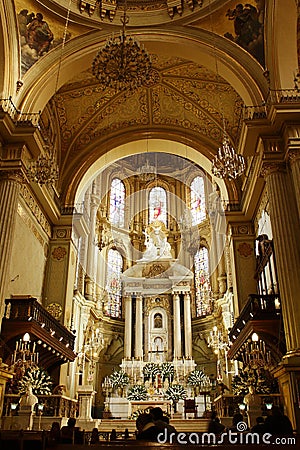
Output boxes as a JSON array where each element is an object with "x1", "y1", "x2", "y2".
[
  {"x1": 27, "y1": 144, "x2": 59, "y2": 185},
  {"x1": 212, "y1": 134, "x2": 245, "y2": 180},
  {"x1": 92, "y1": 6, "x2": 152, "y2": 91},
  {"x1": 137, "y1": 159, "x2": 157, "y2": 182}
]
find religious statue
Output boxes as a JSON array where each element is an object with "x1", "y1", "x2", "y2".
[
  {"x1": 138, "y1": 221, "x2": 172, "y2": 262},
  {"x1": 244, "y1": 385, "x2": 261, "y2": 428},
  {"x1": 19, "y1": 383, "x2": 38, "y2": 411}
]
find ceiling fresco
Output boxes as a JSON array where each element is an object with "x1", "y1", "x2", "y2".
[{"x1": 48, "y1": 55, "x2": 243, "y2": 171}]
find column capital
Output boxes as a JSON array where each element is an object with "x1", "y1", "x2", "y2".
[
  {"x1": 260, "y1": 161, "x2": 286, "y2": 179},
  {"x1": 0, "y1": 170, "x2": 25, "y2": 184},
  {"x1": 288, "y1": 148, "x2": 300, "y2": 165},
  {"x1": 229, "y1": 221, "x2": 255, "y2": 237}
]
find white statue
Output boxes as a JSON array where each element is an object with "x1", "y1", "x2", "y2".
[
  {"x1": 138, "y1": 221, "x2": 172, "y2": 262},
  {"x1": 19, "y1": 384, "x2": 38, "y2": 411}
]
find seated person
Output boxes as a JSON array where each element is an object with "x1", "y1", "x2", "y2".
[
  {"x1": 251, "y1": 416, "x2": 267, "y2": 434},
  {"x1": 136, "y1": 413, "x2": 160, "y2": 441},
  {"x1": 150, "y1": 407, "x2": 177, "y2": 435},
  {"x1": 208, "y1": 412, "x2": 225, "y2": 435},
  {"x1": 60, "y1": 417, "x2": 83, "y2": 444}
]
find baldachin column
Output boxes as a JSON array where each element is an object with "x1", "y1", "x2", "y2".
[
  {"x1": 173, "y1": 293, "x2": 182, "y2": 358},
  {"x1": 124, "y1": 296, "x2": 132, "y2": 359},
  {"x1": 135, "y1": 295, "x2": 143, "y2": 359},
  {"x1": 183, "y1": 293, "x2": 192, "y2": 358}
]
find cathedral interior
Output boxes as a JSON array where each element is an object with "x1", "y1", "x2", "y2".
[{"x1": 0, "y1": 0, "x2": 300, "y2": 439}]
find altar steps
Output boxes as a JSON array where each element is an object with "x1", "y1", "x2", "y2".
[{"x1": 98, "y1": 418, "x2": 210, "y2": 434}]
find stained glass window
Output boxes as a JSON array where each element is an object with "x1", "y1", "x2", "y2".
[
  {"x1": 109, "y1": 178, "x2": 125, "y2": 227},
  {"x1": 190, "y1": 176, "x2": 206, "y2": 225},
  {"x1": 105, "y1": 249, "x2": 123, "y2": 318},
  {"x1": 194, "y1": 247, "x2": 212, "y2": 317},
  {"x1": 149, "y1": 187, "x2": 167, "y2": 224}
]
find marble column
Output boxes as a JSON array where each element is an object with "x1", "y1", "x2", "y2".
[
  {"x1": 173, "y1": 293, "x2": 182, "y2": 358},
  {"x1": 209, "y1": 213, "x2": 219, "y2": 297},
  {"x1": 0, "y1": 171, "x2": 23, "y2": 318},
  {"x1": 288, "y1": 148, "x2": 300, "y2": 220},
  {"x1": 124, "y1": 296, "x2": 132, "y2": 359},
  {"x1": 183, "y1": 293, "x2": 192, "y2": 358},
  {"x1": 135, "y1": 295, "x2": 143, "y2": 359},
  {"x1": 262, "y1": 161, "x2": 300, "y2": 352}
]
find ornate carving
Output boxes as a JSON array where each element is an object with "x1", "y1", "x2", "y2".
[
  {"x1": 288, "y1": 148, "x2": 300, "y2": 164},
  {"x1": 237, "y1": 242, "x2": 253, "y2": 258},
  {"x1": 260, "y1": 161, "x2": 286, "y2": 178},
  {"x1": 144, "y1": 295, "x2": 171, "y2": 314},
  {"x1": 47, "y1": 302, "x2": 63, "y2": 320},
  {"x1": 52, "y1": 246, "x2": 67, "y2": 260},
  {"x1": 19, "y1": 184, "x2": 51, "y2": 237},
  {"x1": 17, "y1": 203, "x2": 47, "y2": 249}
]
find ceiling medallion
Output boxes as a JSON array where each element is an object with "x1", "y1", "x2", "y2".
[{"x1": 92, "y1": 7, "x2": 152, "y2": 91}]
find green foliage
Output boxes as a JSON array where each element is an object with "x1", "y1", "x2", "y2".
[
  {"x1": 109, "y1": 370, "x2": 129, "y2": 388},
  {"x1": 127, "y1": 385, "x2": 148, "y2": 401},
  {"x1": 143, "y1": 363, "x2": 160, "y2": 379},
  {"x1": 160, "y1": 362, "x2": 174, "y2": 380},
  {"x1": 18, "y1": 367, "x2": 52, "y2": 395},
  {"x1": 187, "y1": 369, "x2": 206, "y2": 386},
  {"x1": 231, "y1": 369, "x2": 278, "y2": 396},
  {"x1": 165, "y1": 384, "x2": 187, "y2": 401}
]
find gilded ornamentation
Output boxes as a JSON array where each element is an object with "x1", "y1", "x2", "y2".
[
  {"x1": 19, "y1": 184, "x2": 51, "y2": 237},
  {"x1": 260, "y1": 162, "x2": 286, "y2": 179},
  {"x1": 52, "y1": 246, "x2": 67, "y2": 260},
  {"x1": 47, "y1": 302, "x2": 63, "y2": 320},
  {"x1": 144, "y1": 296, "x2": 171, "y2": 314},
  {"x1": 237, "y1": 242, "x2": 253, "y2": 258},
  {"x1": 17, "y1": 204, "x2": 47, "y2": 249},
  {"x1": 142, "y1": 262, "x2": 170, "y2": 278}
]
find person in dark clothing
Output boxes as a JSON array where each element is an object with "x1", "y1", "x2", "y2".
[
  {"x1": 264, "y1": 406, "x2": 294, "y2": 435},
  {"x1": 150, "y1": 407, "x2": 177, "y2": 435},
  {"x1": 208, "y1": 415, "x2": 226, "y2": 434},
  {"x1": 136, "y1": 413, "x2": 160, "y2": 441},
  {"x1": 251, "y1": 416, "x2": 267, "y2": 434},
  {"x1": 90, "y1": 427, "x2": 99, "y2": 444},
  {"x1": 60, "y1": 417, "x2": 83, "y2": 444},
  {"x1": 48, "y1": 421, "x2": 61, "y2": 446}
]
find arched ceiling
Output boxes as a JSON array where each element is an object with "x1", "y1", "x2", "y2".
[{"x1": 10, "y1": 0, "x2": 267, "y2": 203}]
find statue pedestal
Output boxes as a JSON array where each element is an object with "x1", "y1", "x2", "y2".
[
  {"x1": 77, "y1": 385, "x2": 96, "y2": 420},
  {"x1": 18, "y1": 405, "x2": 36, "y2": 430}
]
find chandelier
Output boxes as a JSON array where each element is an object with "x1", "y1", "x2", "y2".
[
  {"x1": 11, "y1": 333, "x2": 39, "y2": 372},
  {"x1": 242, "y1": 332, "x2": 272, "y2": 371},
  {"x1": 212, "y1": 134, "x2": 245, "y2": 179},
  {"x1": 92, "y1": 7, "x2": 152, "y2": 91},
  {"x1": 27, "y1": 144, "x2": 59, "y2": 185},
  {"x1": 137, "y1": 159, "x2": 157, "y2": 182}
]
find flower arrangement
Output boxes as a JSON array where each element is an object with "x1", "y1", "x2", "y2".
[
  {"x1": 165, "y1": 384, "x2": 187, "y2": 402},
  {"x1": 143, "y1": 362, "x2": 160, "y2": 380},
  {"x1": 160, "y1": 362, "x2": 174, "y2": 380},
  {"x1": 187, "y1": 369, "x2": 206, "y2": 386},
  {"x1": 231, "y1": 369, "x2": 278, "y2": 396},
  {"x1": 18, "y1": 367, "x2": 52, "y2": 395},
  {"x1": 127, "y1": 385, "x2": 148, "y2": 401},
  {"x1": 109, "y1": 370, "x2": 129, "y2": 388}
]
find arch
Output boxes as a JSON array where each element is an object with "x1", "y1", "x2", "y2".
[
  {"x1": 0, "y1": 1, "x2": 21, "y2": 98},
  {"x1": 18, "y1": 27, "x2": 267, "y2": 113},
  {"x1": 73, "y1": 139, "x2": 228, "y2": 206}
]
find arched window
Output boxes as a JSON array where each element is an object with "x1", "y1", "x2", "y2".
[
  {"x1": 105, "y1": 249, "x2": 123, "y2": 318},
  {"x1": 190, "y1": 176, "x2": 206, "y2": 225},
  {"x1": 109, "y1": 178, "x2": 125, "y2": 227},
  {"x1": 149, "y1": 187, "x2": 167, "y2": 224},
  {"x1": 194, "y1": 247, "x2": 212, "y2": 317}
]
